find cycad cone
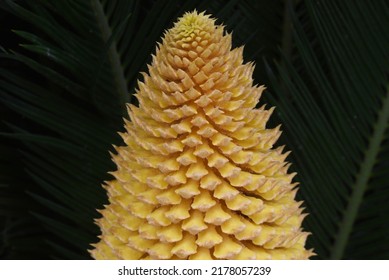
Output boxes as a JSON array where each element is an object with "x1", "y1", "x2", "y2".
[{"x1": 90, "y1": 11, "x2": 313, "y2": 260}]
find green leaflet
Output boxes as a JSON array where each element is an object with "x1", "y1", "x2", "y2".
[{"x1": 268, "y1": 1, "x2": 389, "y2": 259}]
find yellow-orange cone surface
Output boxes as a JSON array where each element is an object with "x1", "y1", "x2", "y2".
[{"x1": 90, "y1": 11, "x2": 313, "y2": 260}]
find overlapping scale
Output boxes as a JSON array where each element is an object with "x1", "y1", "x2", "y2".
[{"x1": 90, "y1": 10, "x2": 313, "y2": 260}]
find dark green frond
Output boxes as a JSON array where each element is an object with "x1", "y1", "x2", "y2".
[{"x1": 269, "y1": 0, "x2": 389, "y2": 259}]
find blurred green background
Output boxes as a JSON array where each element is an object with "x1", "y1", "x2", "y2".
[{"x1": 1, "y1": 0, "x2": 388, "y2": 259}]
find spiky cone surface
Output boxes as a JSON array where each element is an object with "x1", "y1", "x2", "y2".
[{"x1": 90, "y1": 11, "x2": 313, "y2": 260}]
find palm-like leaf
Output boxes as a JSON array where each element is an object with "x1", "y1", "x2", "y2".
[
  {"x1": 1, "y1": 0, "x2": 388, "y2": 259},
  {"x1": 268, "y1": 1, "x2": 389, "y2": 259}
]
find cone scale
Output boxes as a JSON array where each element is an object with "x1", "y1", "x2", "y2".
[{"x1": 90, "y1": 11, "x2": 313, "y2": 260}]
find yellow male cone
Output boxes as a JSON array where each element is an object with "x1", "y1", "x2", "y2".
[{"x1": 90, "y1": 11, "x2": 313, "y2": 260}]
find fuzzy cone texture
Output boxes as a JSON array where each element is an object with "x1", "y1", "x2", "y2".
[{"x1": 90, "y1": 11, "x2": 313, "y2": 260}]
